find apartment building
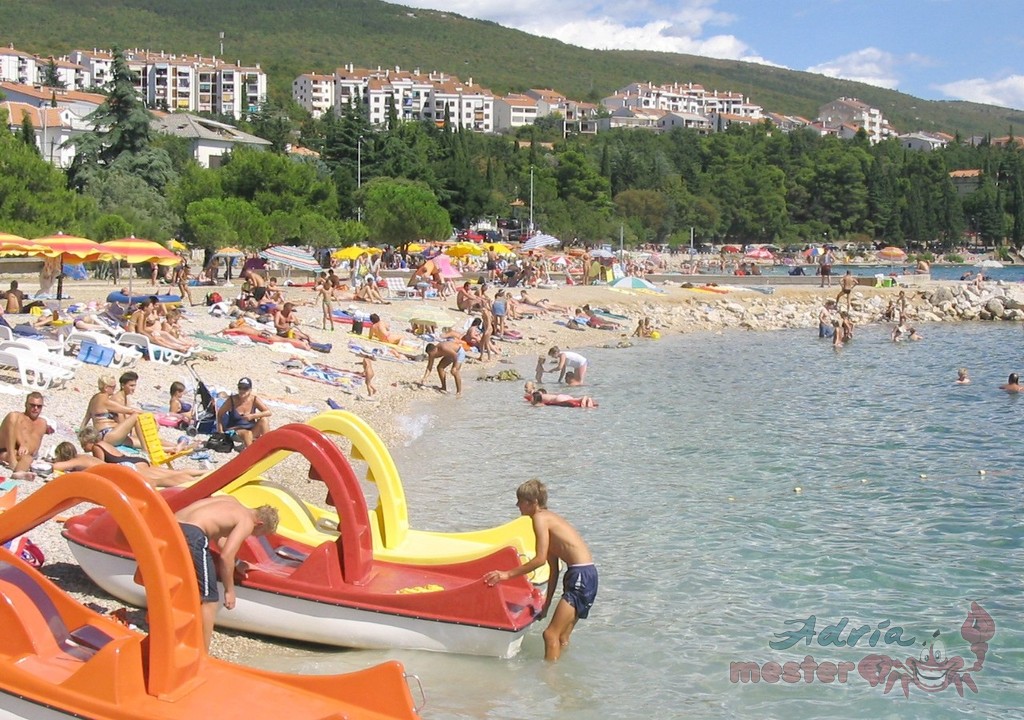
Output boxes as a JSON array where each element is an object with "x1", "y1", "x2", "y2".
[
  {"x1": 0, "y1": 82, "x2": 104, "y2": 123},
  {"x1": 293, "y1": 73, "x2": 336, "y2": 118},
  {"x1": 0, "y1": 44, "x2": 39, "y2": 86},
  {"x1": 817, "y1": 97, "x2": 893, "y2": 144},
  {"x1": 295, "y1": 64, "x2": 493, "y2": 132},
  {"x1": 604, "y1": 81, "x2": 763, "y2": 121},
  {"x1": 71, "y1": 48, "x2": 267, "y2": 118},
  {"x1": 493, "y1": 93, "x2": 540, "y2": 130}
]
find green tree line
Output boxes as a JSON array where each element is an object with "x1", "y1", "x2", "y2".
[{"x1": 2, "y1": 50, "x2": 1023, "y2": 254}]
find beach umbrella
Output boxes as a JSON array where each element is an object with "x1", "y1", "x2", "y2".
[
  {"x1": 406, "y1": 243, "x2": 426, "y2": 254},
  {"x1": 547, "y1": 255, "x2": 569, "y2": 266},
  {"x1": 589, "y1": 248, "x2": 614, "y2": 259},
  {"x1": 484, "y1": 242, "x2": 514, "y2": 255},
  {"x1": 31, "y1": 233, "x2": 109, "y2": 262},
  {"x1": 102, "y1": 237, "x2": 181, "y2": 265},
  {"x1": 213, "y1": 246, "x2": 245, "y2": 258},
  {"x1": 609, "y1": 276, "x2": 664, "y2": 292},
  {"x1": 102, "y1": 236, "x2": 182, "y2": 296},
  {"x1": 520, "y1": 233, "x2": 560, "y2": 252},
  {"x1": 167, "y1": 239, "x2": 188, "y2": 252},
  {"x1": 0, "y1": 234, "x2": 48, "y2": 255},
  {"x1": 877, "y1": 246, "x2": 907, "y2": 261},
  {"x1": 445, "y1": 242, "x2": 484, "y2": 258},
  {"x1": 259, "y1": 245, "x2": 322, "y2": 274},
  {"x1": 803, "y1": 246, "x2": 823, "y2": 258},
  {"x1": 745, "y1": 247, "x2": 775, "y2": 260},
  {"x1": 331, "y1": 246, "x2": 380, "y2": 261}
]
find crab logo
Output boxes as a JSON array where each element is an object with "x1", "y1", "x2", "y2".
[{"x1": 858, "y1": 602, "x2": 995, "y2": 697}]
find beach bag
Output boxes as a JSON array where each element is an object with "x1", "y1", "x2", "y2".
[
  {"x1": 204, "y1": 432, "x2": 235, "y2": 453},
  {"x1": 206, "y1": 292, "x2": 223, "y2": 306}
]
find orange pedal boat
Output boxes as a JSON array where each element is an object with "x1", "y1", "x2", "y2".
[{"x1": 0, "y1": 466, "x2": 422, "y2": 720}]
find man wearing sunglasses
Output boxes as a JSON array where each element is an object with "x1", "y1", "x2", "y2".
[{"x1": 0, "y1": 392, "x2": 53, "y2": 480}]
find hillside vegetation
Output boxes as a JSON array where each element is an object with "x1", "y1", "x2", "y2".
[{"x1": 3, "y1": 0, "x2": 1024, "y2": 137}]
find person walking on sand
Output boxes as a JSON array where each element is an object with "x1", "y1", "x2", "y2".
[
  {"x1": 483, "y1": 479, "x2": 597, "y2": 661},
  {"x1": 316, "y1": 277, "x2": 334, "y2": 331},
  {"x1": 0, "y1": 392, "x2": 53, "y2": 480},
  {"x1": 174, "y1": 496, "x2": 279, "y2": 650},
  {"x1": 420, "y1": 341, "x2": 465, "y2": 398},
  {"x1": 836, "y1": 271, "x2": 857, "y2": 310}
]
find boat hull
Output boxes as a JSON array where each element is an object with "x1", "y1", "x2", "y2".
[{"x1": 67, "y1": 540, "x2": 527, "y2": 658}]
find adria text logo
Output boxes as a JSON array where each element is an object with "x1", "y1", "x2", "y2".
[{"x1": 729, "y1": 602, "x2": 995, "y2": 698}]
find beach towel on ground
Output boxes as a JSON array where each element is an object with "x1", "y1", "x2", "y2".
[{"x1": 279, "y1": 362, "x2": 365, "y2": 393}]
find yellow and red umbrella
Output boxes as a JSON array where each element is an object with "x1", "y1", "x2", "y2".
[
  {"x1": 102, "y1": 237, "x2": 181, "y2": 266},
  {"x1": 0, "y1": 233, "x2": 48, "y2": 256},
  {"x1": 31, "y1": 233, "x2": 110, "y2": 263}
]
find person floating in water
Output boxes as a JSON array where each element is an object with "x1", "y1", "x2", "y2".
[
  {"x1": 999, "y1": 372, "x2": 1022, "y2": 393},
  {"x1": 955, "y1": 368, "x2": 971, "y2": 385}
]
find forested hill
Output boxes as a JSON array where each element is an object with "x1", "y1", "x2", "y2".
[{"x1": 3, "y1": 0, "x2": 1023, "y2": 137}]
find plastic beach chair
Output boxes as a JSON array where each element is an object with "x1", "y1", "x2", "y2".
[
  {"x1": 0, "y1": 348, "x2": 74, "y2": 389},
  {"x1": 116, "y1": 332, "x2": 188, "y2": 364},
  {"x1": 137, "y1": 412, "x2": 193, "y2": 468}
]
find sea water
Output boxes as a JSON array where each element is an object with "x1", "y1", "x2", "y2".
[{"x1": 249, "y1": 322, "x2": 1024, "y2": 719}]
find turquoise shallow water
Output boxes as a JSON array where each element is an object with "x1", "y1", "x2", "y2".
[{"x1": 250, "y1": 322, "x2": 1024, "y2": 720}]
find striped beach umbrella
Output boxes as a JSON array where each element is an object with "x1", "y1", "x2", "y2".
[
  {"x1": 259, "y1": 245, "x2": 322, "y2": 273},
  {"x1": 0, "y1": 233, "x2": 48, "y2": 256},
  {"x1": 102, "y1": 237, "x2": 181, "y2": 265},
  {"x1": 31, "y1": 233, "x2": 110, "y2": 262},
  {"x1": 877, "y1": 246, "x2": 907, "y2": 261}
]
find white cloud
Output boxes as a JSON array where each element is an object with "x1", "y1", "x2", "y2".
[
  {"x1": 398, "y1": 0, "x2": 770, "y2": 62},
  {"x1": 806, "y1": 48, "x2": 901, "y2": 90},
  {"x1": 936, "y1": 76, "x2": 1024, "y2": 111}
]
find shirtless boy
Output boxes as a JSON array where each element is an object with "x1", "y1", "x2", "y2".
[
  {"x1": 0, "y1": 392, "x2": 53, "y2": 479},
  {"x1": 420, "y1": 341, "x2": 465, "y2": 398},
  {"x1": 483, "y1": 479, "x2": 597, "y2": 661},
  {"x1": 174, "y1": 497, "x2": 279, "y2": 649},
  {"x1": 836, "y1": 271, "x2": 858, "y2": 310}
]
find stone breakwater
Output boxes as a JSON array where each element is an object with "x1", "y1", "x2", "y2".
[{"x1": 632, "y1": 281, "x2": 1024, "y2": 334}]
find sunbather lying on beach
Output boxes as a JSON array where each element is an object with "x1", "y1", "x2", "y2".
[
  {"x1": 60, "y1": 433, "x2": 205, "y2": 487},
  {"x1": 527, "y1": 389, "x2": 598, "y2": 408}
]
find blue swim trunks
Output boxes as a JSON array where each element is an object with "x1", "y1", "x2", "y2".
[
  {"x1": 562, "y1": 563, "x2": 598, "y2": 619},
  {"x1": 180, "y1": 522, "x2": 218, "y2": 602}
]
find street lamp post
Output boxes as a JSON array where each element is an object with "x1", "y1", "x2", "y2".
[
  {"x1": 356, "y1": 135, "x2": 363, "y2": 223},
  {"x1": 529, "y1": 166, "x2": 534, "y2": 235}
]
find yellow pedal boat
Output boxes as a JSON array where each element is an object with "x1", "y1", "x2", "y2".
[{"x1": 218, "y1": 410, "x2": 546, "y2": 584}]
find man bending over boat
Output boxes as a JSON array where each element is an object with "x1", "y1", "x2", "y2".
[
  {"x1": 175, "y1": 497, "x2": 279, "y2": 649},
  {"x1": 484, "y1": 479, "x2": 597, "y2": 661}
]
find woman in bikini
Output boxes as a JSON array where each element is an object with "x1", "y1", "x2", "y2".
[
  {"x1": 216, "y1": 377, "x2": 271, "y2": 448},
  {"x1": 80, "y1": 375, "x2": 141, "y2": 447},
  {"x1": 66, "y1": 432, "x2": 204, "y2": 487},
  {"x1": 368, "y1": 313, "x2": 403, "y2": 344}
]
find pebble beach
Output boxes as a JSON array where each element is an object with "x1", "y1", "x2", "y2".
[{"x1": 0, "y1": 271, "x2": 1012, "y2": 659}]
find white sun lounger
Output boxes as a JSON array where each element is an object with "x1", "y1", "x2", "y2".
[
  {"x1": 0, "y1": 339, "x2": 81, "y2": 371},
  {"x1": 116, "y1": 332, "x2": 189, "y2": 364},
  {"x1": 0, "y1": 348, "x2": 74, "y2": 389},
  {"x1": 62, "y1": 331, "x2": 141, "y2": 367}
]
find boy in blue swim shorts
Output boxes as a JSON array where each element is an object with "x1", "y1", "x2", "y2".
[{"x1": 484, "y1": 479, "x2": 597, "y2": 661}]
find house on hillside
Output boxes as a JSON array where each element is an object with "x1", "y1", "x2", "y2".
[
  {"x1": 493, "y1": 93, "x2": 539, "y2": 131},
  {"x1": 150, "y1": 112, "x2": 271, "y2": 168},
  {"x1": 899, "y1": 131, "x2": 952, "y2": 151},
  {"x1": 949, "y1": 169, "x2": 982, "y2": 197},
  {"x1": 0, "y1": 81, "x2": 105, "y2": 120},
  {"x1": 817, "y1": 97, "x2": 893, "y2": 144},
  {"x1": 1, "y1": 100, "x2": 83, "y2": 167}
]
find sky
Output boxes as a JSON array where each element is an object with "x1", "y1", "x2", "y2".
[{"x1": 396, "y1": 0, "x2": 1024, "y2": 111}]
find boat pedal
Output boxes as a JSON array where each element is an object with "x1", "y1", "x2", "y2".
[
  {"x1": 67, "y1": 624, "x2": 115, "y2": 651},
  {"x1": 275, "y1": 545, "x2": 309, "y2": 563}
]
